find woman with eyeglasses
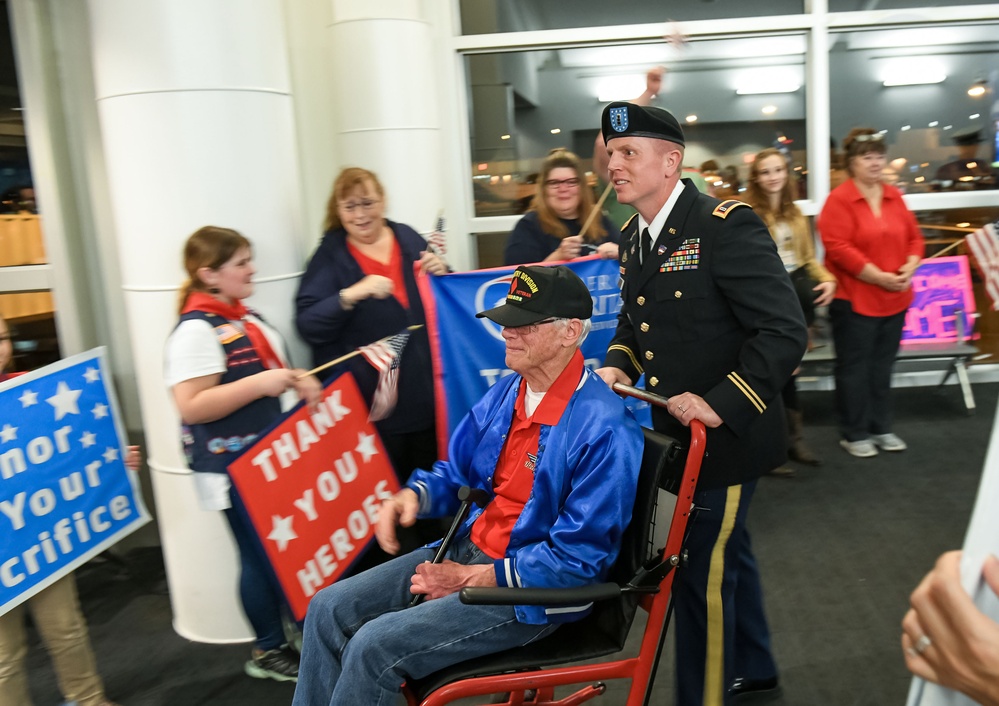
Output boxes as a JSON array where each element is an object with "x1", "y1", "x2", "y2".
[
  {"x1": 503, "y1": 149, "x2": 619, "y2": 266},
  {"x1": 817, "y1": 128, "x2": 924, "y2": 459},
  {"x1": 295, "y1": 167, "x2": 446, "y2": 558},
  {"x1": 746, "y1": 148, "x2": 837, "y2": 472}
]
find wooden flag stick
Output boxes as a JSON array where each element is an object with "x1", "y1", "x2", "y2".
[
  {"x1": 928, "y1": 238, "x2": 964, "y2": 258},
  {"x1": 577, "y1": 181, "x2": 615, "y2": 242},
  {"x1": 298, "y1": 324, "x2": 424, "y2": 379}
]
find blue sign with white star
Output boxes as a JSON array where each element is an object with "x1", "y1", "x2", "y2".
[{"x1": 0, "y1": 348, "x2": 150, "y2": 615}]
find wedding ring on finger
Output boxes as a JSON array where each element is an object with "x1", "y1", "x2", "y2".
[
  {"x1": 678, "y1": 405, "x2": 686, "y2": 414},
  {"x1": 913, "y1": 634, "x2": 932, "y2": 655}
]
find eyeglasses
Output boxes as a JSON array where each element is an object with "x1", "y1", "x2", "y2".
[
  {"x1": 544, "y1": 178, "x2": 581, "y2": 190},
  {"x1": 339, "y1": 199, "x2": 381, "y2": 214},
  {"x1": 506, "y1": 317, "x2": 561, "y2": 334},
  {"x1": 853, "y1": 133, "x2": 885, "y2": 143}
]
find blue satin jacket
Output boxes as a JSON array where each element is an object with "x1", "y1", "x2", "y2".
[{"x1": 407, "y1": 368, "x2": 643, "y2": 625}]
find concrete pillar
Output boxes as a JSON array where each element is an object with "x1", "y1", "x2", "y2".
[
  {"x1": 88, "y1": 0, "x2": 306, "y2": 642},
  {"x1": 328, "y1": 0, "x2": 445, "y2": 243}
]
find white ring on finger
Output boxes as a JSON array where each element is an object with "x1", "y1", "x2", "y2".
[{"x1": 914, "y1": 634, "x2": 932, "y2": 655}]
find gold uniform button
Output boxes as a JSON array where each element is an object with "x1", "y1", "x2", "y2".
[
  {"x1": 674, "y1": 290, "x2": 682, "y2": 299},
  {"x1": 637, "y1": 296, "x2": 646, "y2": 306},
  {"x1": 649, "y1": 376, "x2": 659, "y2": 386},
  {"x1": 645, "y1": 350, "x2": 654, "y2": 361},
  {"x1": 640, "y1": 322, "x2": 650, "y2": 332}
]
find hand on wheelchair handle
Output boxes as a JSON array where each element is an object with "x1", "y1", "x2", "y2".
[{"x1": 376, "y1": 489, "x2": 420, "y2": 555}]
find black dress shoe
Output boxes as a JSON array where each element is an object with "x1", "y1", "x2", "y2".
[{"x1": 729, "y1": 676, "x2": 781, "y2": 702}]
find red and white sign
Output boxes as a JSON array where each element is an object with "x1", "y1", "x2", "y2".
[{"x1": 228, "y1": 373, "x2": 399, "y2": 620}]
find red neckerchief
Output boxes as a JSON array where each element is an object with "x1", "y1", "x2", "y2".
[{"x1": 181, "y1": 292, "x2": 284, "y2": 370}]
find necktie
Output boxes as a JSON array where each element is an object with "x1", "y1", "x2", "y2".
[{"x1": 641, "y1": 228, "x2": 652, "y2": 266}]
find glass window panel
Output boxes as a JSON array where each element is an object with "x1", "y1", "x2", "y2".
[
  {"x1": 0, "y1": 213, "x2": 47, "y2": 266},
  {"x1": 466, "y1": 35, "x2": 808, "y2": 217},
  {"x1": 459, "y1": 0, "x2": 804, "y2": 35},
  {"x1": 0, "y1": 290, "x2": 61, "y2": 372},
  {"x1": 830, "y1": 0, "x2": 997, "y2": 11},
  {"x1": 909, "y1": 207, "x2": 999, "y2": 360},
  {"x1": 829, "y1": 23, "x2": 999, "y2": 195},
  {"x1": 474, "y1": 231, "x2": 509, "y2": 269}
]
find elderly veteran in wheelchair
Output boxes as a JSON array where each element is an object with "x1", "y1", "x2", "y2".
[{"x1": 292, "y1": 264, "x2": 643, "y2": 706}]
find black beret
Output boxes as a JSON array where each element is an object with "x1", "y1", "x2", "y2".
[
  {"x1": 952, "y1": 126, "x2": 984, "y2": 146},
  {"x1": 601, "y1": 101, "x2": 685, "y2": 146}
]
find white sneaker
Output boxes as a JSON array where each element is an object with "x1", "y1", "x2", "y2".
[
  {"x1": 840, "y1": 439, "x2": 878, "y2": 458},
  {"x1": 871, "y1": 433, "x2": 907, "y2": 452}
]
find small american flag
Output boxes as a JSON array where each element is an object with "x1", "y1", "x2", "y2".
[
  {"x1": 359, "y1": 331, "x2": 411, "y2": 421},
  {"x1": 967, "y1": 223, "x2": 999, "y2": 310},
  {"x1": 427, "y1": 213, "x2": 447, "y2": 257}
]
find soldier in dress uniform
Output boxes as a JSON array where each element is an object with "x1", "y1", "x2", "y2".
[
  {"x1": 934, "y1": 126, "x2": 997, "y2": 190},
  {"x1": 595, "y1": 101, "x2": 807, "y2": 705}
]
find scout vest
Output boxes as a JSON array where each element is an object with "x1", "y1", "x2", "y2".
[{"x1": 178, "y1": 310, "x2": 282, "y2": 475}]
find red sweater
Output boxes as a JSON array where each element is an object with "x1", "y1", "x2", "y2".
[{"x1": 818, "y1": 180, "x2": 925, "y2": 317}]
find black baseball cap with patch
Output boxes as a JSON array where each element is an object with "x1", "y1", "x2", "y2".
[
  {"x1": 601, "y1": 101, "x2": 685, "y2": 146},
  {"x1": 476, "y1": 265, "x2": 593, "y2": 328}
]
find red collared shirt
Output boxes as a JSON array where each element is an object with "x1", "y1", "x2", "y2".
[
  {"x1": 818, "y1": 179, "x2": 925, "y2": 317},
  {"x1": 347, "y1": 237, "x2": 410, "y2": 309},
  {"x1": 471, "y1": 350, "x2": 585, "y2": 559}
]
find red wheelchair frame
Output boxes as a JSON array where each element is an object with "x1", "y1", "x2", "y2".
[{"x1": 405, "y1": 385, "x2": 706, "y2": 706}]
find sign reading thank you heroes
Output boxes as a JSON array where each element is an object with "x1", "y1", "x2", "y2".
[{"x1": 227, "y1": 372, "x2": 399, "y2": 621}]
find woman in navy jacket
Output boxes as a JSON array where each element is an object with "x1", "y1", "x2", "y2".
[
  {"x1": 295, "y1": 168, "x2": 446, "y2": 558},
  {"x1": 504, "y1": 149, "x2": 619, "y2": 266}
]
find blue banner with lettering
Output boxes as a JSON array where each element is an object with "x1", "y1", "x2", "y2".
[
  {"x1": 0, "y1": 348, "x2": 150, "y2": 615},
  {"x1": 419, "y1": 256, "x2": 650, "y2": 448}
]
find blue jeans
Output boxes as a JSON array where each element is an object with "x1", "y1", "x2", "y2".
[
  {"x1": 830, "y1": 300, "x2": 906, "y2": 442},
  {"x1": 292, "y1": 536, "x2": 556, "y2": 706},
  {"x1": 223, "y1": 503, "x2": 286, "y2": 651}
]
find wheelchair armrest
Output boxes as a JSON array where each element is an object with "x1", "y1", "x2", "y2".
[{"x1": 459, "y1": 582, "x2": 621, "y2": 606}]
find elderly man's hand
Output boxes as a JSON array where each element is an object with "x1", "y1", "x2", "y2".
[
  {"x1": 410, "y1": 560, "x2": 496, "y2": 601},
  {"x1": 376, "y1": 489, "x2": 419, "y2": 555}
]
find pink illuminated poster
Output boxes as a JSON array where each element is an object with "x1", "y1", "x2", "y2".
[{"x1": 901, "y1": 256, "x2": 977, "y2": 345}]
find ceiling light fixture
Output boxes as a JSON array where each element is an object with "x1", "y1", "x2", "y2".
[
  {"x1": 883, "y1": 73, "x2": 945, "y2": 87},
  {"x1": 968, "y1": 79, "x2": 987, "y2": 98},
  {"x1": 596, "y1": 74, "x2": 647, "y2": 103},
  {"x1": 882, "y1": 59, "x2": 946, "y2": 87},
  {"x1": 761, "y1": 105, "x2": 777, "y2": 115},
  {"x1": 686, "y1": 115, "x2": 698, "y2": 123},
  {"x1": 736, "y1": 82, "x2": 800, "y2": 95}
]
